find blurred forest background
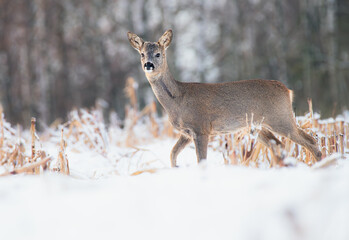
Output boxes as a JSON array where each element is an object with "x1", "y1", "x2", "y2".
[{"x1": 0, "y1": 0, "x2": 348, "y2": 127}]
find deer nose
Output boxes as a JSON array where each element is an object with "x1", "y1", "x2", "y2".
[{"x1": 144, "y1": 62, "x2": 155, "y2": 71}]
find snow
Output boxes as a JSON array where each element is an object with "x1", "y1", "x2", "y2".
[
  {"x1": 0, "y1": 108, "x2": 348, "y2": 239},
  {"x1": 1, "y1": 136, "x2": 349, "y2": 240}
]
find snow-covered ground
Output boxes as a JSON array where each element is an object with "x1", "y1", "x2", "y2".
[{"x1": 1, "y1": 137, "x2": 349, "y2": 240}]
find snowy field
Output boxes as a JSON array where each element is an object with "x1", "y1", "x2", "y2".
[
  {"x1": 0, "y1": 109, "x2": 349, "y2": 240},
  {"x1": 1, "y1": 139, "x2": 349, "y2": 240}
]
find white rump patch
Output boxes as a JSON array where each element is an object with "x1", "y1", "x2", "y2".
[{"x1": 289, "y1": 90, "x2": 294, "y2": 102}]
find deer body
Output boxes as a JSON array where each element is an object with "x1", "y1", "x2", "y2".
[{"x1": 128, "y1": 30, "x2": 322, "y2": 167}]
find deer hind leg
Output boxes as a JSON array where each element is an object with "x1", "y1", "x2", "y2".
[
  {"x1": 293, "y1": 128, "x2": 322, "y2": 161},
  {"x1": 170, "y1": 134, "x2": 191, "y2": 167},
  {"x1": 258, "y1": 128, "x2": 284, "y2": 149},
  {"x1": 272, "y1": 124, "x2": 322, "y2": 161},
  {"x1": 193, "y1": 134, "x2": 209, "y2": 164}
]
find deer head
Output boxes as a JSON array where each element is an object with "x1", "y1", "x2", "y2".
[{"x1": 127, "y1": 29, "x2": 173, "y2": 76}]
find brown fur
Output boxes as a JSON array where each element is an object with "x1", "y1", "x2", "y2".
[{"x1": 128, "y1": 29, "x2": 322, "y2": 167}]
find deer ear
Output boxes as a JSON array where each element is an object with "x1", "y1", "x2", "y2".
[
  {"x1": 158, "y1": 29, "x2": 173, "y2": 50},
  {"x1": 127, "y1": 32, "x2": 144, "y2": 52}
]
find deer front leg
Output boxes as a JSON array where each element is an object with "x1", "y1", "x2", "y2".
[
  {"x1": 193, "y1": 134, "x2": 209, "y2": 163},
  {"x1": 170, "y1": 134, "x2": 191, "y2": 167}
]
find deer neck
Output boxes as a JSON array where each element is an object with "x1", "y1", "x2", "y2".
[{"x1": 145, "y1": 62, "x2": 181, "y2": 109}]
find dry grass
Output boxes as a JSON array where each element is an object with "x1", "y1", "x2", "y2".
[
  {"x1": 0, "y1": 108, "x2": 51, "y2": 176},
  {"x1": 66, "y1": 109, "x2": 108, "y2": 155},
  {"x1": 0, "y1": 83, "x2": 348, "y2": 177}
]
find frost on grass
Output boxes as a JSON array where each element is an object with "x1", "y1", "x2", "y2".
[
  {"x1": 0, "y1": 86, "x2": 348, "y2": 177},
  {"x1": 0, "y1": 102, "x2": 348, "y2": 240},
  {"x1": 0, "y1": 98, "x2": 348, "y2": 178}
]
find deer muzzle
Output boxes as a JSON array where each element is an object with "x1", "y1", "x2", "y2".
[{"x1": 144, "y1": 62, "x2": 155, "y2": 72}]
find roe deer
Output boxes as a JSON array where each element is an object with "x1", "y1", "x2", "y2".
[{"x1": 127, "y1": 29, "x2": 322, "y2": 167}]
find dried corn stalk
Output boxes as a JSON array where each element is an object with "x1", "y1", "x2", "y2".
[{"x1": 57, "y1": 129, "x2": 69, "y2": 175}]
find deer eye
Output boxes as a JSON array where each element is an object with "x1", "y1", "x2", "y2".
[
  {"x1": 155, "y1": 53, "x2": 160, "y2": 58},
  {"x1": 141, "y1": 53, "x2": 145, "y2": 58}
]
